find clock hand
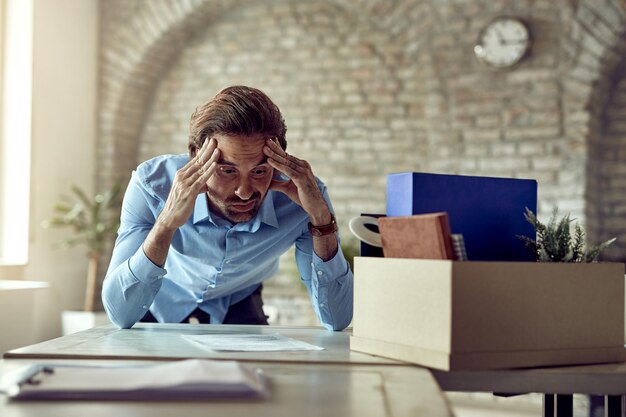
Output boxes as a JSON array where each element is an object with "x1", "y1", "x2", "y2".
[
  {"x1": 501, "y1": 38, "x2": 528, "y2": 45},
  {"x1": 495, "y1": 28, "x2": 505, "y2": 45}
]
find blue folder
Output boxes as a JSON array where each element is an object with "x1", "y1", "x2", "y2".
[{"x1": 386, "y1": 172, "x2": 537, "y2": 261}]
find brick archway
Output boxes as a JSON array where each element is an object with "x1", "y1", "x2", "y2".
[
  {"x1": 96, "y1": 0, "x2": 439, "y2": 193},
  {"x1": 97, "y1": 0, "x2": 626, "y2": 261},
  {"x1": 98, "y1": 0, "x2": 241, "y2": 191},
  {"x1": 559, "y1": 1, "x2": 626, "y2": 259}
]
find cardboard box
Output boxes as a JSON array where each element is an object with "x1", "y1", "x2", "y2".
[
  {"x1": 350, "y1": 257, "x2": 626, "y2": 370},
  {"x1": 386, "y1": 172, "x2": 537, "y2": 261}
]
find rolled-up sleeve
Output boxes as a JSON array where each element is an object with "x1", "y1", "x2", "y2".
[
  {"x1": 303, "y1": 248, "x2": 353, "y2": 331},
  {"x1": 294, "y1": 187, "x2": 354, "y2": 331},
  {"x1": 101, "y1": 171, "x2": 165, "y2": 329}
]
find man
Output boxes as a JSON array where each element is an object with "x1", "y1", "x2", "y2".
[{"x1": 102, "y1": 86, "x2": 353, "y2": 331}]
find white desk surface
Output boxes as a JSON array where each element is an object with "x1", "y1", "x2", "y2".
[
  {"x1": 4, "y1": 323, "x2": 402, "y2": 365},
  {"x1": 7, "y1": 323, "x2": 626, "y2": 396},
  {"x1": 0, "y1": 359, "x2": 453, "y2": 417}
]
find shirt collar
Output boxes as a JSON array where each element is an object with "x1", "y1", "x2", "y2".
[
  {"x1": 193, "y1": 194, "x2": 210, "y2": 224},
  {"x1": 255, "y1": 192, "x2": 279, "y2": 229},
  {"x1": 192, "y1": 192, "x2": 279, "y2": 230}
]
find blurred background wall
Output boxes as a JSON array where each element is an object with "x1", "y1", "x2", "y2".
[
  {"x1": 3, "y1": 0, "x2": 626, "y2": 339},
  {"x1": 97, "y1": 0, "x2": 626, "y2": 267}
]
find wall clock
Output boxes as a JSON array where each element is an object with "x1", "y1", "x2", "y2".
[{"x1": 474, "y1": 17, "x2": 531, "y2": 69}]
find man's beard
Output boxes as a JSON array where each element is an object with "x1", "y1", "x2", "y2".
[{"x1": 208, "y1": 191, "x2": 263, "y2": 223}]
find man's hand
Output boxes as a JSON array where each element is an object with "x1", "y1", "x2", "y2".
[
  {"x1": 263, "y1": 139, "x2": 338, "y2": 261},
  {"x1": 144, "y1": 138, "x2": 220, "y2": 266},
  {"x1": 263, "y1": 139, "x2": 331, "y2": 225},
  {"x1": 158, "y1": 138, "x2": 221, "y2": 230}
]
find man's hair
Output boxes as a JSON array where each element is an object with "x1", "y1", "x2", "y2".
[{"x1": 188, "y1": 86, "x2": 287, "y2": 157}]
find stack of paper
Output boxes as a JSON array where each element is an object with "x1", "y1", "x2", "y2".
[
  {"x1": 3, "y1": 359, "x2": 266, "y2": 401},
  {"x1": 181, "y1": 333, "x2": 324, "y2": 352}
]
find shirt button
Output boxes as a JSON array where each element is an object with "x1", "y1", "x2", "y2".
[
  {"x1": 320, "y1": 303, "x2": 326, "y2": 308},
  {"x1": 142, "y1": 305, "x2": 148, "y2": 309},
  {"x1": 317, "y1": 270, "x2": 323, "y2": 276},
  {"x1": 310, "y1": 262, "x2": 314, "y2": 267},
  {"x1": 225, "y1": 259, "x2": 231, "y2": 264}
]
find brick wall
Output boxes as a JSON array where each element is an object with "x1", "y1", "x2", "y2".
[{"x1": 98, "y1": 0, "x2": 626, "y2": 267}]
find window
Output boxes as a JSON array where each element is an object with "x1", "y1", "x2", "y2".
[{"x1": 0, "y1": 0, "x2": 32, "y2": 264}]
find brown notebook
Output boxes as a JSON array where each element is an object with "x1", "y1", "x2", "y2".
[{"x1": 378, "y1": 212, "x2": 456, "y2": 260}]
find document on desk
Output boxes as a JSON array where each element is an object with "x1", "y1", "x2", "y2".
[
  {"x1": 2, "y1": 359, "x2": 267, "y2": 401},
  {"x1": 181, "y1": 333, "x2": 325, "y2": 352}
]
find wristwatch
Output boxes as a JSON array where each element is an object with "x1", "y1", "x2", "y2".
[{"x1": 308, "y1": 214, "x2": 338, "y2": 237}]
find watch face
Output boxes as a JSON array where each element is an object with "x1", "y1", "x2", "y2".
[{"x1": 474, "y1": 17, "x2": 530, "y2": 69}]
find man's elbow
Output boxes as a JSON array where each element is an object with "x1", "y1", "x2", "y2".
[
  {"x1": 106, "y1": 311, "x2": 136, "y2": 329},
  {"x1": 323, "y1": 310, "x2": 353, "y2": 331},
  {"x1": 112, "y1": 317, "x2": 136, "y2": 330},
  {"x1": 103, "y1": 302, "x2": 138, "y2": 329}
]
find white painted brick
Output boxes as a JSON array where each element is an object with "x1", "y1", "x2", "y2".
[
  {"x1": 463, "y1": 129, "x2": 500, "y2": 142},
  {"x1": 504, "y1": 127, "x2": 561, "y2": 141},
  {"x1": 532, "y1": 157, "x2": 563, "y2": 171},
  {"x1": 98, "y1": 0, "x2": 626, "y2": 278},
  {"x1": 479, "y1": 158, "x2": 529, "y2": 172},
  {"x1": 492, "y1": 143, "x2": 516, "y2": 156}
]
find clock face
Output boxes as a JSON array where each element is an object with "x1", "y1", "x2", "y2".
[{"x1": 474, "y1": 17, "x2": 530, "y2": 69}]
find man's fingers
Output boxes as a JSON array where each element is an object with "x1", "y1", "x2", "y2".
[
  {"x1": 192, "y1": 147, "x2": 220, "y2": 184},
  {"x1": 267, "y1": 157, "x2": 298, "y2": 178},
  {"x1": 264, "y1": 140, "x2": 306, "y2": 174},
  {"x1": 198, "y1": 150, "x2": 220, "y2": 182},
  {"x1": 195, "y1": 138, "x2": 217, "y2": 167},
  {"x1": 181, "y1": 138, "x2": 216, "y2": 175}
]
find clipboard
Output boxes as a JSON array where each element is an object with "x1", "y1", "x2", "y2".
[{"x1": 2, "y1": 359, "x2": 267, "y2": 401}]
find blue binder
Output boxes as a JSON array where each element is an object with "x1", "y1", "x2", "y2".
[{"x1": 386, "y1": 172, "x2": 537, "y2": 261}]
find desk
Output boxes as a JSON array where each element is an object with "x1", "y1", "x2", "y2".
[
  {"x1": 4, "y1": 323, "x2": 400, "y2": 364},
  {"x1": 433, "y1": 364, "x2": 626, "y2": 417},
  {"x1": 1, "y1": 325, "x2": 452, "y2": 417},
  {"x1": 6, "y1": 324, "x2": 626, "y2": 417},
  {"x1": 0, "y1": 359, "x2": 451, "y2": 417}
]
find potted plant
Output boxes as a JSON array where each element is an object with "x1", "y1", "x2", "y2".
[
  {"x1": 518, "y1": 208, "x2": 616, "y2": 262},
  {"x1": 42, "y1": 183, "x2": 122, "y2": 333}
]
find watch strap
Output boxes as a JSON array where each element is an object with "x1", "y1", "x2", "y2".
[{"x1": 308, "y1": 214, "x2": 338, "y2": 237}]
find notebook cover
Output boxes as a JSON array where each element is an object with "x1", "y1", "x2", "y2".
[{"x1": 378, "y1": 213, "x2": 455, "y2": 260}]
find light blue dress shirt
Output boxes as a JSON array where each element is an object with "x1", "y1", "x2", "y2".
[{"x1": 102, "y1": 154, "x2": 353, "y2": 331}]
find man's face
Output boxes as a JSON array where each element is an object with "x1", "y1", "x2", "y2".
[{"x1": 205, "y1": 133, "x2": 274, "y2": 223}]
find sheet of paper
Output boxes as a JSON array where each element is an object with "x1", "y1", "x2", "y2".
[
  {"x1": 4, "y1": 359, "x2": 267, "y2": 401},
  {"x1": 181, "y1": 333, "x2": 324, "y2": 352}
]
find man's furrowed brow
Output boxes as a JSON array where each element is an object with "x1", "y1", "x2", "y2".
[
  {"x1": 218, "y1": 157, "x2": 269, "y2": 166},
  {"x1": 217, "y1": 158, "x2": 236, "y2": 166}
]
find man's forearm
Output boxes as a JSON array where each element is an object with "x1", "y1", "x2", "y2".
[
  {"x1": 312, "y1": 234, "x2": 338, "y2": 261},
  {"x1": 143, "y1": 219, "x2": 177, "y2": 267},
  {"x1": 308, "y1": 207, "x2": 339, "y2": 261}
]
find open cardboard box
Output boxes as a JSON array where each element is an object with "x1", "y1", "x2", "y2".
[{"x1": 350, "y1": 257, "x2": 626, "y2": 371}]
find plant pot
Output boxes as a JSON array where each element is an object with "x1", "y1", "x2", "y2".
[{"x1": 61, "y1": 310, "x2": 110, "y2": 335}]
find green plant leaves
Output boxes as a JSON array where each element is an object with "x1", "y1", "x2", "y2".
[
  {"x1": 42, "y1": 182, "x2": 123, "y2": 257},
  {"x1": 518, "y1": 208, "x2": 616, "y2": 263}
]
